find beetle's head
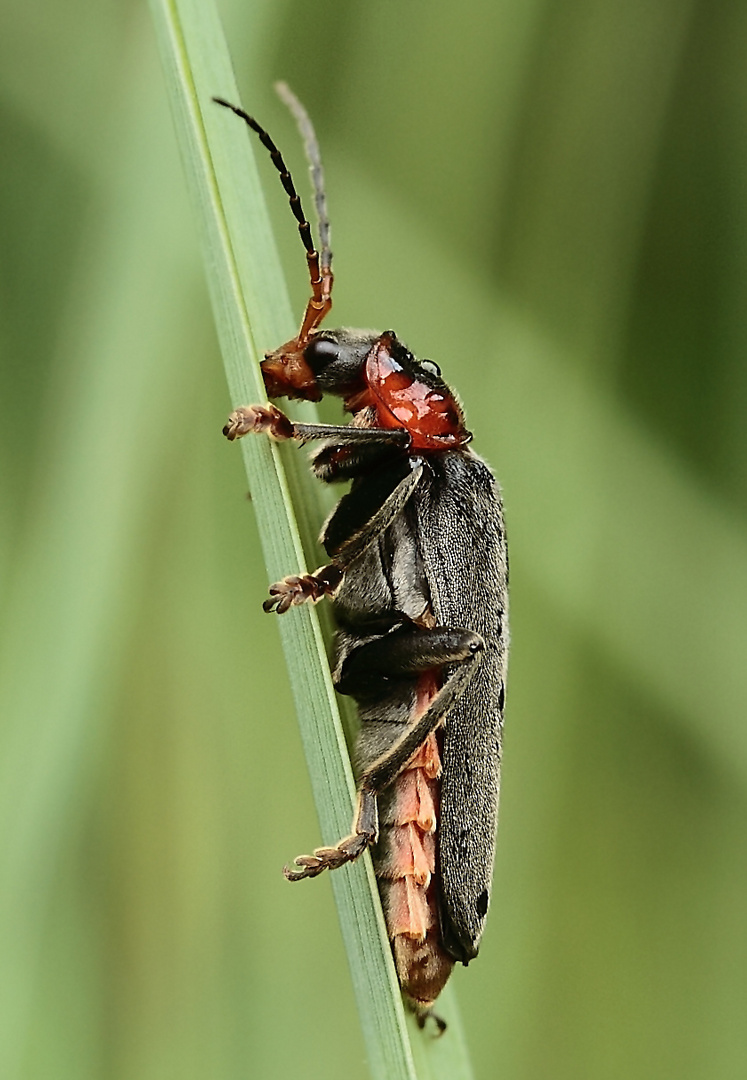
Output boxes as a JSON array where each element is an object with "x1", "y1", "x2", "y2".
[{"x1": 259, "y1": 327, "x2": 374, "y2": 402}]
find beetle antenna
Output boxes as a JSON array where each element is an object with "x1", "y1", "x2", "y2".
[
  {"x1": 213, "y1": 95, "x2": 333, "y2": 342},
  {"x1": 274, "y1": 81, "x2": 332, "y2": 274}
]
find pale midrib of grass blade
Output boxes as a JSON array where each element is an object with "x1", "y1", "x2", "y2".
[{"x1": 149, "y1": 1, "x2": 475, "y2": 1077}]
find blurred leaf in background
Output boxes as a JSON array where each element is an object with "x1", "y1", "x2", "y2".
[{"x1": 1, "y1": 0, "x2": 746, "y2": 1078}]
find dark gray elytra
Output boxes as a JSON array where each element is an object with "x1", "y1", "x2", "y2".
[{"x1": 215, "y1": 89, "x2": 508, "y2": 1027}]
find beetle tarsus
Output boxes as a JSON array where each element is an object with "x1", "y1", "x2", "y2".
[
  {"x1": 283, "y1": 830, "x2": 373, "y2": 881},
  {"x1": 284, "y1": 789, "x2": 378, "y2": 880},
  {"x1": 263, "y1": 565, "x2": 344, "y2": 614},
  {"x1": 223, "y1": 403, "x2": 294, "y2": 442}
]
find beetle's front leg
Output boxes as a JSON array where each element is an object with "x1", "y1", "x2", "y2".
[
  {"x1": 236, "y1": 442, "x2": 420, "y2": 619},
  {"x1": 224, "y1": 408, "x2": 416, "y2": 611},
  {"x1": 223, "y1": 403, "x2": 294, "y2": 441},
  {"x1": 224, "y1": 403, "x2": 411, "y2": 449}
]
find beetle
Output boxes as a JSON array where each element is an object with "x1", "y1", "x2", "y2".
[{"x1": 214, "y1": 86, "x2": 508, "y2": 1028}]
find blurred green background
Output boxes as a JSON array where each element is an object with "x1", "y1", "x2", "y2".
[{"x1": 1, "y1": 0, "x2": 746, "y2": 1077}]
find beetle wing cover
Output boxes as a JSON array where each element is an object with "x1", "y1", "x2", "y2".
[{"x1": 413, "y1": 452, "x2": 508, "y2": 963}]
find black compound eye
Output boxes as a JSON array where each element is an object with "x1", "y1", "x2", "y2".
[
  {"x1": 304, "y1": 335, "x2": 340, "y2": 372},
  {"x1": 420, "y1": 359, "x2": 441, "y2": 377}
]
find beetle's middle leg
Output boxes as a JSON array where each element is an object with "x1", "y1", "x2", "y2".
[
  {"x1": 262, "y1": 565, "x2": 344, "y2": 614},
  {"x1": 284, "y1": 626, "x2": 484, "y2": 881},
  {"x1": 263, "y1": 454, "x2": 423, "y2": 614}
]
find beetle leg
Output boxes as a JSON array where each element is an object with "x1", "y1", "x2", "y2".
[
  {"x1": 223, "y1": 403, "x2": 294, "y2": 441},
  {"x1": 264, "y1": 462, "x2": 423, "y2": 614},
  {"x1": 284, "y1": 627, "x2": 484, "y2": 880},
  {"x1": 262, "y1": 565, "x2": 344, "y2": 614},
  {"x1": 223, "y1": 403, "x2": 410, "y2": 449},
  {"x1": 284, "y1": 789, "x2": 378, "y2": 881},
  {"x1": 289, "y1": 422, "x2": 410, "y2": 449},
  {"x1": 356, "y1": 629, "x2": 484, "y2": 791},
  {"x1": 321, "y1": 459, "x2": 423, "y2": 563}
]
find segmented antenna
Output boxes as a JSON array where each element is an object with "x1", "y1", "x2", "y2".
[
  {"x1": 213, "y1": 94, "x2": 333, "y2": 344},
  {"x1": 274, "y1": 81, "x2": 332, "y2": 273}
]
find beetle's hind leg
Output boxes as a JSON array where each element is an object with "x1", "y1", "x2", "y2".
[
  {"x1": 283, "y1": 625, "x2": 483, "y2": 881},
  {"x1": 284, "y1": 788, "x2": 378, "y2": 880}
]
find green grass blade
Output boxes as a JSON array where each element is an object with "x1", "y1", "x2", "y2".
[{"x1": 149, "y1": 1, "x2": 475, "y2": 1076}]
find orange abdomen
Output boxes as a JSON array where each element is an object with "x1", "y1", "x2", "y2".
[{"x1": 375, "y1": 729, "x2": 454, "y2": 1009}]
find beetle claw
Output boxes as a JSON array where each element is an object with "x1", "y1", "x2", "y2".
[{"x1": 283, "y1": 854, "x2": 326, "y2": 881}]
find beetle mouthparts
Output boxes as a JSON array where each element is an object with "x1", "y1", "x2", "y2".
[{"x1": 261, "y1": 342, "x2": 322, "y2": 402}]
